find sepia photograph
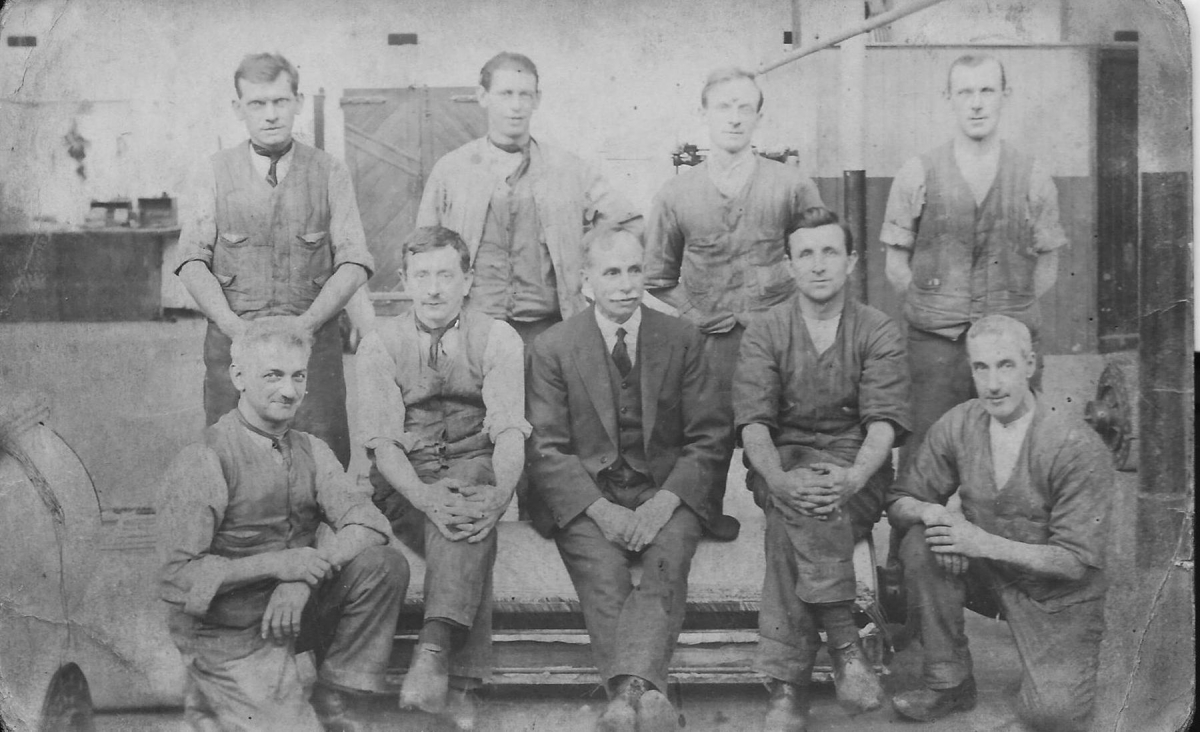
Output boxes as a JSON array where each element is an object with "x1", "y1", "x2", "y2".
[{"x1": 0, "y1": 0, "x2": 1193, "y2": 730}]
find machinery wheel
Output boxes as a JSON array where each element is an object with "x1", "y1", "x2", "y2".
[
  {"x1": 1084, "y1": 352, "x2": 1140, "y2": 471},
  {"x1": 38, "y1": 664, "x2": 96, "y2": 732}
]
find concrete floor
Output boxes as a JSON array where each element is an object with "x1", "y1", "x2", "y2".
[{"x1": 2, "y1": 318, "x2": 1193, "y2": 731}]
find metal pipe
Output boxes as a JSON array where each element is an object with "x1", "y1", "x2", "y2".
[
  {"x1": 757, "y1": 0, "x2": 952, "y2": 75},
  {"x1": 314, "y1": 87, "x2": 326, "y2": 151}
]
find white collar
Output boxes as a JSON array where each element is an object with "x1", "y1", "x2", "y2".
[{"x1": 594, "y1": 305, "x2": 642, "y2": 344}]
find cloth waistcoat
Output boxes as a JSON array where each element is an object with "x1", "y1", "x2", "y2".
[
  {"x1": 210, "y1": 141, "x2": 335, "y2": 317},
  {"x1": 471, "y1": 171, "x2": 560, "y2": 320},
  {"x1": 905, "y1": 141, "x2": 1040, "y2": 338},
  {"x1": 203, "y1": 412, "x2": 321, "y2": 628},
  {"x1": 604, "y1": 350, "x2": 649, "y2": 478},
  {"x1": 376, "y1": 310, "x2": 495, "y2": 471}
]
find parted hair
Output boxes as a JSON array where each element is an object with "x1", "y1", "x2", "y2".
[
  {"x1": 946, "y1": 54, "x2": 1007, "y2": 93},
  {"x1": 403, "y1": 226, "x2": 472, "y2": 274},
  {"x1": 701, "y1": 66, "x2": 764, "y2": 111},
  {"x1": 785, "y1": 207, "x2": 855, "y2": 256},
  {"x1": 580, "y1": 222, "x2": 645, "y2": 269},
  {"x1": 234, "y1": 53, "x2": 300, "y2": 97},
  {"x1": 230, "y1": 317, "x2": 313, "y2": 367},
  {"x1": 480, "y1": 52, "x2": 539, "y2": 91},
  {"x1": 967, "y1": 314, "x2": 1033, "y2": 357}
]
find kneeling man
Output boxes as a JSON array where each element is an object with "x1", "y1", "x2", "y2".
[
  {"x1": 735, "y1": 208, "x2": 909, "y2": 731},
  {"x1": 888, "y1": 314, "x2": 1112, "y2": 732},
  {"x1": 357, "y1": 226, "x2": 529, "y2": 730},
  {"x1": 526, "y1": 224, "x2": 732, "y2": 731},
  {"x1": 158, "y1": 318, "x2": 407, "y2": 732}
]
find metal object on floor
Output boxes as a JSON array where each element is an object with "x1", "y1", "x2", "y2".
[{"x1": 1084, "y1": 351, "x2": 1140, "y2": 471}]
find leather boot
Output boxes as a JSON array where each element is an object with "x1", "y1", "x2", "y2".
[
  {"x1": 830, "y1": 640, "x2": 885, "y2": 714},
  {"x1": 892, "y1": 676, "x2": 978, "y2": 722},
  {"x1": 596, "y1": 676, "x2": 644, "y2": 732},
  {"x1": 399, "y1": 643, "x2": 450, "y2": 713},
  {"x1": 762, "y1": 679, "x2": 810, "y2": 732},
  {"x1": 445, "y1": 687, "x2": 479, "y2": 731},
  {"x1": 310, "y1": 683, "x2": 367, "y2": 732},
  {"x1": 637, "y1": 688, "x2": 680, "y2": 732}
]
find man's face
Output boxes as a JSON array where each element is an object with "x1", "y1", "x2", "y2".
[
  {"x1": 233, "y1": 74, "x2": 303, "y2": 150},
  {"x1": 231, "y1": 342, "x2": 309, "y2": 430},
  {"x1": 406, "y1": 245, "x2": 472, "y2": 328},
  {"x1": 478, "y1": 67, "x2": 540, "y2": 144},
  {"x1": 788, "y1": 224, "x2": 856, "y2": 305},
  {"x1": 947, "y1": 60, "x2": 1007, "y2": 142},
  {"x1": 968, "y1": 333, "x2": 1036, "y2": 424},
  {"x1": 703, "y1": 77, "x2": 763, "y2": 155},
  {"x1": 582, "y1": 232, "x2": 645, "y2": 324}
]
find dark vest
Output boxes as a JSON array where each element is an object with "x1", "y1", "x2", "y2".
[
  {"x1": 210, "y1": 141, "x2": 335, "y2": 317},
  {"x1": 203, "y1": 411, "x2": 321, "y2": 628},
  {"x1": 605, "y1": 349, "x2": 649, "y2": 478},
  {"x1": 905, "y1": 141, "x2": 1040, "y2": 338},
  {"x1": 375, "y1": 309, "x2": 496, "y2": 471}
]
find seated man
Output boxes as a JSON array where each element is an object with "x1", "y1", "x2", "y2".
[
  {"x1": 526, "y1": 224, "x2": 732, "y2": 732},
  {"x1": 357, "y1": 226, "x2": 528, "y2": 731},
  {"x1": 158, "y1": 318, "x2": 407, "y2": 732},
  {"x1": 887, "y1": 314, "x2": 1112, "y2": 732},
  {"x1": 734, "y1": 208, "x2": 910, "y2": 731}
]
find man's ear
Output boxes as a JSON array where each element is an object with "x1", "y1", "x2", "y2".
[
  {"x1": 293, "y1": 92, "x2": 305, "y2": 114},
  {"x1": 229, "y1": 362, "x2": 245, "y2": 392},
  {"x1": 846, "y1": 251, "x2": 860, "y2": 274},
  {"x1": 476, "y1": 85, "x2": 489, "y2": 106},
  {"x1": 231, "y1": 98, "x2": 245, "y2": 122}
]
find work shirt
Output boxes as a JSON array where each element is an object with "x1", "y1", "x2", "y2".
[
  {"x1": 356, "y1": 309, "x2": 530, "y2": 471},
  {"x1": 880, "y1": 141, "x2": 1067, "y2": 337},
  {"x1": 176, "y1": 140, "x2": 374, "y2": 317},
  {"x1": 733, "y1": 297, "x2": 911, "y2": 464},
  {"x1": 888, "y1": 398, "x2": 1112, "y2": 608},
  {"x1": 417, "y1": 137, "x2": 641, "y2": 320},
  {"x1": 158, "y1": 410, "x2": 391, "y2": 634},
  {"x1": 644, "y1": 156, "x2": 824, "y2": 334}
]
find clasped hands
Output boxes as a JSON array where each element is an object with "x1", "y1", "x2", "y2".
[
  {"x1": 416, "y1": 477, "x2": 512, "y2": 544},
  {"x1": 920, "y1": 503, "x2": 992, "y2": 576},
  {"x1": 261, "y1": 546, "x2": 337, "y2": 642},
  {"x1": 587, "y1": 490, "x2": 680, "y2": 553},
  {"x1": 768, "y1": 462, "x2": 862, "y2": 521}
]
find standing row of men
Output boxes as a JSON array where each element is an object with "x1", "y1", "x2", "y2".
[{"x1": 158, "y1": 49, "x2": 1111, "y2": 732}]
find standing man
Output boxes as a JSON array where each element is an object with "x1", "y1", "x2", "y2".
[
  {"x1": 735, "y1": 209, "x2": 909, "y2": 731},
  {"x1": 158, "y1": 318, "x2": 407, "y2": 732},
  {"x1": 881, "y1": 54, "x2": 1068, "y2": 464},
  {"x1": 357, "y1": 226, "x2": 529, "y2": 731},
  {"x1": 177, "y1": 52, "x2": 374, "y2": 468},
  {"x1": 417, "y1": 51, "x2": 641, "y2": 349},
  {"x1": 887, "y1": 315, "x2": 1112, "y2": 732},
  {"x1": 645, "y1": 67, "x2": 825, "y2": 540},
  {"x1": 526, "y1": 224, "x2": 731, "y2": 732}
]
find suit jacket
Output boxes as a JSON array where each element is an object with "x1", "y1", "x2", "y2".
[{"x1": 525, "y1": 305, "x2": 732, "y2": 537}]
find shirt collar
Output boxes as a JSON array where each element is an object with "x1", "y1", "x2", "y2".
[
  {"x1": 235, "y1": 406, "x2": 290, "y2": 446},
  {"x1": 594, "y1": 305, "x2": 642, "y2": 344},
  {"x1": 989, "y1": 395, "x2": 1037, "y2": 433}
]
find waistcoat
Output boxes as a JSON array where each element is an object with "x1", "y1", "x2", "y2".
[
  {"x1": 471, "y1": 171, "x2": 560, "y2": 320},
  {"x1": 605, "y1": 352, "x2": 648, "y2": 477}
]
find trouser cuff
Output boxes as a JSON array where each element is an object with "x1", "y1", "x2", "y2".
[
  {"x1": 924, "y1": 661, "x2": 971, "y2": 690},
  {"x1": 319, "y1": 663, "x2": 390, "y2": 695},
  {"x1": 754, "y1": 635, "x2": 817, "y2": 686}
]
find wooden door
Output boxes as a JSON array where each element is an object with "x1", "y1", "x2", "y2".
[{"x1": 342, "y1": 87, "x2": 487, "y2": 292}]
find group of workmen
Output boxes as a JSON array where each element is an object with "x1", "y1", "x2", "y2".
[{"x1": 156, "y1": 48, "x2": 1113, "y2": 732}]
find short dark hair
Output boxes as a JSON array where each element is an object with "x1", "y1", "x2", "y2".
[
  {"x1": 403, "y1": 226, "x2": 472, "y2": 274},
  {"x1": 786, "y1": 207, "x2": 854, "y2": 256},
  {"x1": 946, "y1": 54, "x2": 1007, "y2": 93},
  {"x1": 581, "y1": 222, "x2": 644, "y2": 269},
  {"x1": 480, "y1": 52, "x2": 539, "y2": 91},
  {"x1": 701, "y1": 66, "x2": 764, "y2": 112},
  {"x1": 234, "y1": 53, "x2": 299, "y2": 97}
]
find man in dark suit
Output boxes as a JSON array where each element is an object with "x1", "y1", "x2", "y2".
[{"x1": 526, "y1": 223, "x2": 732, "y2": 732}]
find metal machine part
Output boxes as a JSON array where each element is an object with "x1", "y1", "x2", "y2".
[{"x1": 1084, "y1": 352, "x2": 1140, "y2": 471}]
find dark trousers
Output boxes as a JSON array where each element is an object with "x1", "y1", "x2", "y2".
[
  {"x1": 507, "y1": 315, "x2": 560, "y2": 519},
  {"x1": 298, "y1": 544, "x2": 411, "y2": 693},
  {"x1": 700, "y1": 324, "x2": 744, "y2": 518},
  {"x1": 900, "y1": 529, "x2": 1103, "y2": 732},
  {"x1": 554, "y1": 483, "x2": 702, "y2": 694},
  {"x1": 204, "y1": 318, "x2": 351, "y2": 468},
  {"x1": 370, "y1": 455, "x2": 497, "y2": 680}
]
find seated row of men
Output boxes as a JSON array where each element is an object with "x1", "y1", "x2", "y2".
[{"x1": 158, "y1": 213, "x2": 1111, "y2": 732}]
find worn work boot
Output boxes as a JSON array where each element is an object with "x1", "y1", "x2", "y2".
[
  {"x1": 310, "y1": 683, "x2": 368, "y2": 732},
  {"x1": 637, "y1": 688, "x2": 680, "y2": 732},
  {"x1": 830, "y1": 641, "x2": 886, "y2": 714},
  {"x1": 444, "y1": 687, "x2": 480, "y2": 731},
  {"x1": 596, "y1": 676, "x2": 645, "y2": 732},
  {"x1": 762, "y1": 679, "x2": 810, "y2": 732},
  {"x1": 892, "y1": 676, "x2": 978, "y2": 722},
  {"x1": 399, "y1": 643, "x2": 450, "y2": 713}
]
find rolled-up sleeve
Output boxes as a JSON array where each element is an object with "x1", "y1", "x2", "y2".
[
  {"x1": 328, "y1": 158, "x2": 375, "y2": 277},
  {"x1": 732, "y1": 316, "x2": 784, "y2": 440},
  {"x1": 643, "y1": 191, "x2": 684, "y2": 291},
  {"x1": 880, "y1": 157, "x2": 926, "y2": 250},
  {"x1": 481, "y1": 321, "x2": 533, "y2": 442},
  {"x1": 356, "y1": 332, "x2": 420, "y2": 454},
  {"x1": 886, "y1": 409, "x2": 961, "y2": 509},
  {"x1": 174, "y1": 161, "x2": 218, "y2": 275},
  {"x1": 157, "y1": 444, "x2": 232, "y2": 618},
  {"x1": 857, "y1": 315, "x2": 912, "y2": 443},
  {"x1": 311, "y1": 438, "x2": 392, "y2": 539},
  {"x1": 1028, "y1": 160, "x2": 1069, "y2": 254}
]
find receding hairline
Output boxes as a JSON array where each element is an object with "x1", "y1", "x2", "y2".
[
  {"x1": 946, "y1": 54, "x2": 1007, "y2": 93},
  {"x1": 581, "y1": 226, "x2": 644, "y2": 269}
]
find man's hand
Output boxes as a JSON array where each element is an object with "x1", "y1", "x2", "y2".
[
  {"x1": 807, "y1": 462, "x2": 865, "y2": 507},
  {"x1": 261, "y1": 581, "x2": 312, "y2": 641},
  {"x1": 455, "y1": 484, "x2": 513, "y2": 544},
  {"x1": 273, "y1": 547, "x2": 334, "y2": 586},
  {"x1": 586, "y1": 499, "x2": 636, "y2": 547},
  {"x1": 924, "y1": 512, "x2": 994, "y2": 559},
  {"x1": 934, "y1": 552, "x2": 970, "y2": 576},
  {"x1": 769, "y1": 468, "x2": 839, "y2": 520},
  {"x1": 628, "y1": 491, "x2": 680, "y2": 552},
  {"x1": 412, "y1": 478, "x2": 486, "y2": 542}
]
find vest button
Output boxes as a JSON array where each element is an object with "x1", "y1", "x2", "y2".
[
  {"x1": 620, "y1": 407, "x2": 628, "y2": 414},
  {"x1": 601, "y1": 456, "x2": 609, "y2": 463},
  {"x1": 621, "y1": 382, "x2": 629, "y2": 389}
]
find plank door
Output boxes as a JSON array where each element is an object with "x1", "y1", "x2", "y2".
[{"x1": 342, "y1": 87, "x2": 487, "y2": 292}]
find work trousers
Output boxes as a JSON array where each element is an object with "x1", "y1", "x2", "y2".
[
  {"x1": 178, "y1": 545, "x2": 409, "y2": 732},
  {"x1": 700, "y1": 324, "x2": 745, "y2": 518},
  {"x1": 506, "y1": 315, "x2": 560, "y2": 520},
  {"x1": 370, "y1": 455, "x2": 498, "y2": 681},
  {"x1": 555, "y1": 482, "x2": 703, "y2": 694},
  {"x1": 203, "y1": 318, "x2": 351, "y2": 468},
  {"x1": 900, "y1": 529, "x2": 1103, "y2": 732}
]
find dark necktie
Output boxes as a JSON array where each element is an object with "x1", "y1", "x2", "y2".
[
  {"x1": 612, "y1": 327, "x2": 632, "y2": 378},
  {"x1": 417, "y1": 316, "x2": 459, "y2": 368},
  {"x1": 490, "y1": 137, "x2": 531, "y2": 186},
  {"x1": 251, "y1": 140, "x2": 293, "y2": 187}
]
